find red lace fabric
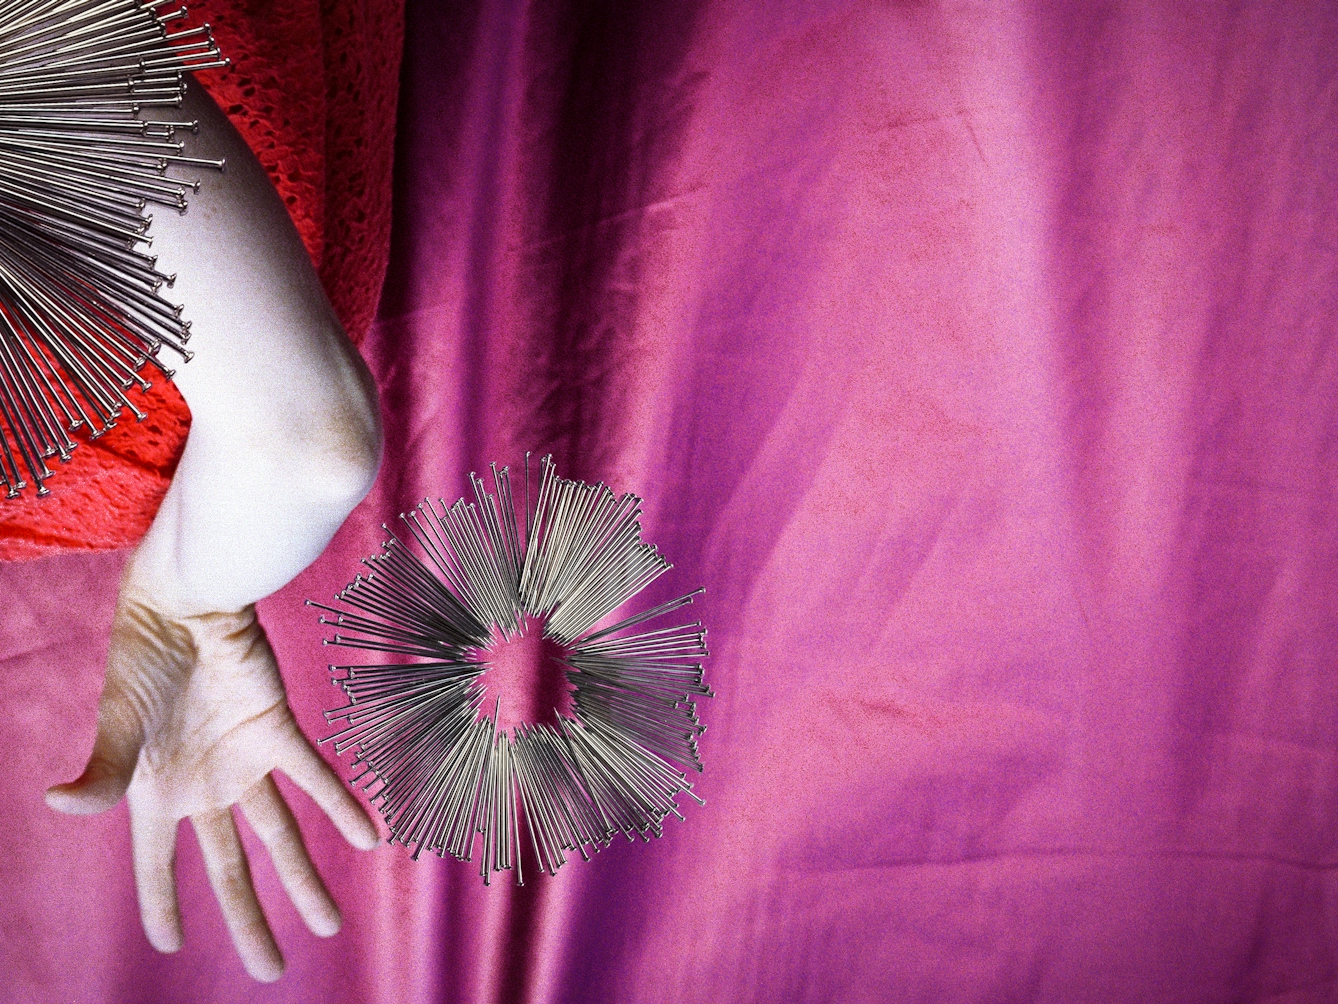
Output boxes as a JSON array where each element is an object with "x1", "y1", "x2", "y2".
[{"x1": 0, "y1": 0, "x2": 403, "y2": 560}]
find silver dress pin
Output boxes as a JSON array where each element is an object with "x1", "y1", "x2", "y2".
[{"x1": 0, "y1": 0, "x2": 226, "y2": 497}]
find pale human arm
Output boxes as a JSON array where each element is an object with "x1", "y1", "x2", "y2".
[
  {"x1": 127, "y1": 76, "x2": 383, "y2": 616},
  {"x1": 44, "y1": 77, "x2": 383, "y2": 982}
]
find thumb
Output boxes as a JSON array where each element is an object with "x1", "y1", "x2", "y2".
[{"x1": 46, "y1": 693, "x2": 143, "y2": 815}]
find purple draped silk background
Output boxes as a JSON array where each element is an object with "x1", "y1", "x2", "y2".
[{"x1": 5, "y1": 2, "x2": 1338, "y2": 1001}]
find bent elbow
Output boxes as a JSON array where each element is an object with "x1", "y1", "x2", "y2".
[
  {"x1": 301, "y1": 397, "x2": 382, "y2": 515},
  {"x1": 311, "y1": 434, "x2": 380, "y2": 516},
  {"x1": 287, "y1": 359, "x2": 383, "y2": 517}
]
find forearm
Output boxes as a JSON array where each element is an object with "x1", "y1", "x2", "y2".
[
  {"x1": 44, "y1": 73, "x2": 383, "y2": 983},
  {"x1": 122, "y1": 78, "x2": 381, "y2": 615}
]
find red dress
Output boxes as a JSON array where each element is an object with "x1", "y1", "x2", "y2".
[{"x1": 0, "y1": 0, "x2": 403, "y2": 560}]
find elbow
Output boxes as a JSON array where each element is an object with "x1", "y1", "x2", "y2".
[
  {"x1": 290, "y1": 365, "x2": 383, "y2": 517},
  {"x1": 176, "y1": 310, "x2": 384, "y2": 526},
  {"x1": 306, "y1": 390, "x2": 385, "y2": 514},
  {"x1": 342, "y1": 423, "x2": 383, "y2": 509},
  {"x1": 312, "y1": 417, "x2": 381, "y2": 515}
]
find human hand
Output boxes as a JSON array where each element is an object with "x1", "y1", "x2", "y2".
[{"x1": 45, "y1": 586, "x2": 380, "y2": 982}]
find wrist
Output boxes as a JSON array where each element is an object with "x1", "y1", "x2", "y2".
[{"x1": 119, "y1": 537, "x2": 252, "y2": 621}]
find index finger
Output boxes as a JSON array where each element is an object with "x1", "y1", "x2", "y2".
[
  {"x1": 128, "y1": 799, "x2": 183, "y2": 954},
  {"x1": 275, "y1": 731, "x2": 380, "y2": 851}
]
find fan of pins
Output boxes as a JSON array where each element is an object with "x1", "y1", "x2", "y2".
[
  {"x1": 0, "y1": 1, "x2": 227, "y2": 497},
  {"x1": 308, "y1": 455, "x2": 711, "y2": 884}
]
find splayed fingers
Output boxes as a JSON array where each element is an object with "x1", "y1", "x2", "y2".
[
  {"x1": 194, "y1": 808, "x2": 285, "y2": 983},
  {"x1": 240, "y1": 775, "x2": 341, "y2": 937},
  {"x1": 52, "y1": 596, "x2": 378, "y2": 981},
  {"x1": 276, "y1": 731, "x2": 381, "y2": 851}
]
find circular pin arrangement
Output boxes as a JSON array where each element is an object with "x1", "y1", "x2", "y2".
[
  {"x1": 0, "y1": 1, "x2": 227, "y2": 497},
  {"x1": 309, "y1": 456, "x2": 711, "y2": 884}
]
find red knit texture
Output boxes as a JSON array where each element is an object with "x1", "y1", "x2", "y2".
[{"x1": 0, "y1": 1, "x2": 404, "y2": 561}]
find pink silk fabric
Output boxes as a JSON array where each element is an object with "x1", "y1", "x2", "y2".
[{"x1": 5, "y1": 2, "x2": 1338, "y2": 1002}]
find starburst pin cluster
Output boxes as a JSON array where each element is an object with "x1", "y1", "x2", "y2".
[
  {"x1": 0, "y1": 1, "x2": 227, "y2": 497},
  {"x1": 309, "y1": 456, "x2": 711, "y2": 884}
]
